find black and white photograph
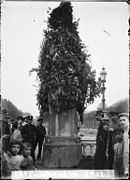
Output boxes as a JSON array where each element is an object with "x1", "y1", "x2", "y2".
[{"x1": 0, "y1": 0, "x2": 129, "y2": 179}]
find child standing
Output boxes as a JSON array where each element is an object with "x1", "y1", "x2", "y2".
[
  {"x1": 1, "y1": 141, "x2": 23, "y2": 178},
  {"x1": 113, "y1": 126, "x2": 125, "y2": 179},
  {"x1": 20, "y1": 142, "x2": 35, "y2": 170}
]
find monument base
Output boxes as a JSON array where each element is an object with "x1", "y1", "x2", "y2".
[{"x1": 42, "y1": 136, "x2": 82, "y2": 168}]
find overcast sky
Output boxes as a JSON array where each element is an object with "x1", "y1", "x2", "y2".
[{"x1": 1, "y1": 1, "x2": 129, "y2": 117}]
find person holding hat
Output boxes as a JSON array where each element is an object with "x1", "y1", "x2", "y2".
[
  {"x1": 118, "y1": 113, "x2": 129, "y2": 178},
  {"x1": 35, "y1": 118, "x2": 46, "y2": 160}
]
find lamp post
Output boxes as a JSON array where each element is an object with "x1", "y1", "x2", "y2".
[
  {"x1": 100, "y1": 67, "x2": 107, "y2": 111},
  {"x1": 100, "y1": 67, "x2": 109, "y2": 166}
]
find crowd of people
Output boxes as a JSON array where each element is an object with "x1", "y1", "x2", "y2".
[
  {"x1": 0, "y1": 112, "x2": 129, "y2": 179},
  {"x1": 1, "y1": 115, "x2": 46, "y2": 179},
  {"x1": 94, "y1": 112, "x2": 129, "y2": 179}
]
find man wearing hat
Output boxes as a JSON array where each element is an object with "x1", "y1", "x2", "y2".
[
  {"x1": 94, "y1": 117, "x2": 114, "y2": 169},
  {"x1": 118, "y1": 113, "x2": 129, "y2": 132},
  {"x1": 36, "y1": 118, "x2": 46, "y2": 160},
  {"x1": 21, "y1": 115, "x2": 37, "y2": 162},
  {"x1": 118, "y1": 113, "x2": 129, "y2": 178}
]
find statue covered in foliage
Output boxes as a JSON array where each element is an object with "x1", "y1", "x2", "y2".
[{"x1": 31, "y1": 2, "x2": 101, "y2": 122}]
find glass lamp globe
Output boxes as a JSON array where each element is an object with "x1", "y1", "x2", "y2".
[{"x1": 100, "y1": 67, "x2": 107, "y2": 82}]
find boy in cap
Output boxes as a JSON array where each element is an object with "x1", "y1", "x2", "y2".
[
  {"x1": 113, "y1": 126, "x2": 126, "y2": 178},
  {"x1": 118, "y1": 113, "x2": 129, "y2": 132},
  {"x1": 118, "y1": 113, "x2": 129, "y2": 178}
]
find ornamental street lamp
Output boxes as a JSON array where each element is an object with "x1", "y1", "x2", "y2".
[
  {"x1": 100, "y1": 66, "x2": 107, "y2": 111},
  {"x1": 100, "y1": 67, "x2": 109, "y2": 163}
]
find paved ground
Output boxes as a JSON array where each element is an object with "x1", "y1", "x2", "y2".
[{"x1": 35, "y1": 155, "x2": 95, "y2": 170}]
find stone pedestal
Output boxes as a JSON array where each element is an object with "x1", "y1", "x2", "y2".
[
  {"x1": 42, "y1": 108, "x2": 82, "y2": 168},
  {"x1": 42, "y1": 136, "x2": 82, "y2": 168}
]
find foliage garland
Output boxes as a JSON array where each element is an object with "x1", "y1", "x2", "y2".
[{"x1": 31, "y1": 2, "x2": 101, "y2": 122}]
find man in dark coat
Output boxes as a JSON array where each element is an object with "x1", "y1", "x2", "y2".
[
  {"x1": 21, "y1": 116, "x2": 37, "y2": 162},
  {"x1": 94, "y1": 119, "x2": 114, "y2": 169},
  {"x1": 36, "y1": 118, "x2": 46, "y2": 160}
]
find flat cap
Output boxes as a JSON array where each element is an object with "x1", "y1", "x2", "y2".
[{"x1": 118, "y1": 113, "x2": 129, "y2": 119}]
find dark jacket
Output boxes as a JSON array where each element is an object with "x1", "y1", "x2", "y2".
[
  {"x1": 36, "y1": 124, "x2": 46, "y2": 141},
  {"x1": 21, "y1": 124, "x2": 37, "y2": 144},
  {"x1": 94, "y1": 123, "x2": 114, "y2": 169}
]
